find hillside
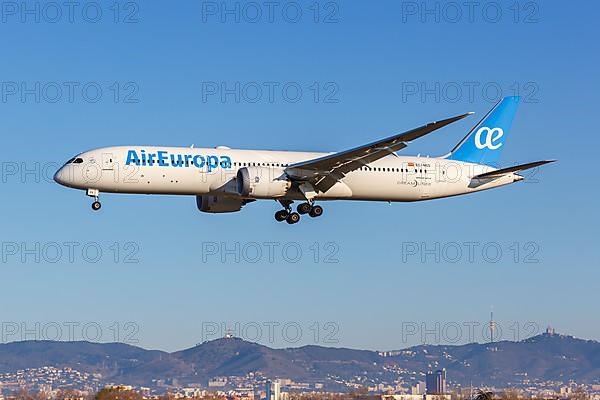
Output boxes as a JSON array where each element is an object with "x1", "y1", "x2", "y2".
[{"x1": 0, "y1": 333, "x2": 598, "y2": 389}]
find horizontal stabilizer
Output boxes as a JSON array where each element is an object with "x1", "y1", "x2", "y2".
[{"x1": 473, "y1": 160, "x2": 556, "y2": 180}]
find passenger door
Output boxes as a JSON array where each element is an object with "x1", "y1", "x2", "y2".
[
  {"x1": 102, "y1": 153, "x2": 114, "y2": 171},
  {"x1": 419, "y1": 164, "x2": 431, "y2": 199}
]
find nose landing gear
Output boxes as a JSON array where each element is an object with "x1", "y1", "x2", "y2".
[{"x1": 87, "y1": 189, "x2": 102, "y2": 212}]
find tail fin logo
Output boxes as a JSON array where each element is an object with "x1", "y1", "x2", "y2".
[
  {"x1": 474, "y1": 127, "x2": 504, "y2": 150},
  {"x1": 448, "y1": 96, "x2": 519, "y2": 166}
]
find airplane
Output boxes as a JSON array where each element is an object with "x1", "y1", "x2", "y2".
[{"x1": 54, "y1": 96, "x2": 554, "y2": 224}]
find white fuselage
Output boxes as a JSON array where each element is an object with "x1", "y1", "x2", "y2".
[{"x1": 54, "y1": 146, "x2": 522, "y2": 203}]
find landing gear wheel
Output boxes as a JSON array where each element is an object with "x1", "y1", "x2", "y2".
[
  {"x1": 309, "y1": 205, "x2": 323, "y2": 218},
  {"x1": 297, "y1": 202, "x2": 312, "y2": 214},
  {"x1": 275, "y1": 210, "x2": 289, "y2": 222},
  {"x1": 91, "y1": 201, "x2": 102, "y2": 211},
  {"x1": 286, "y1": 212, "x2": 301, "y2": 224}
]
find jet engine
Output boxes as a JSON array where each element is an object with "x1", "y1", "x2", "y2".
[
  {"x1": 196, "y1": 195, "x2": 244, "y2": 213},
  {"x1": 236, "y1": 167, "x2": 291, "y2": 198}
]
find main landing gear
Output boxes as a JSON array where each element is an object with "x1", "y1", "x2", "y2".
[
  {"x1": 274, "y1": 209, "x2": 300, "y2": 225},
  {"x1": 87, "y1": 189, "x2": 102, "y2": 211},
  {"x1": 274, "y1": 201, "x2": 323, "y2": 224},
  {"x1": 308, "y1": 204, "x2": 323, "y2": 218}
]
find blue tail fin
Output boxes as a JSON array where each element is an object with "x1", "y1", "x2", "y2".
[{"x1": 448, "y1": 96, "x2": 520, "y2": 166}]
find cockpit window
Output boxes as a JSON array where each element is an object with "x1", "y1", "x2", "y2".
[
  {"x1": 65, "y1": 157, "x2": 76, "y2": 164},
  {"x1": 72, "y1": 158, "x2": 84, "y2": 164}
]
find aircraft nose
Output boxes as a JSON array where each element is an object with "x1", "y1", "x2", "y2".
[{"x1": 53, "y1": 166, "x2": 67, "y2": 186}]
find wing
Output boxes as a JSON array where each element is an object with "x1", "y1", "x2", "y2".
[{"x1": 286, "y1": 112, "x2": 473, "y2": 193}]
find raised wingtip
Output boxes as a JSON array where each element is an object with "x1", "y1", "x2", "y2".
[
  {"x1": 457, "y1": 111, "x2": 474, "y2": 119},
  {"x1": 434, "y1": 111, "x2": 474, "y2": 125}
]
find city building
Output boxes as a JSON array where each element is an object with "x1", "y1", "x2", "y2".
[
  {"x1": 425, "y1": 395, "x2": 451, "y2": 400},
  {"x1": 382, "y1": 395, "x2": 423, "y2": 400},
  {"x1": 208, "y1": 377, "x2": 228, "y2": 388},
  {"x1": 425, "y1": 369, "x2": 446, "y2": 395},
  {"x1": 265, "y1": 380, "x2": 281, "y2": 400},
  {"x1": 411, "y1": 382, "x2": 426, "y2": 395}
]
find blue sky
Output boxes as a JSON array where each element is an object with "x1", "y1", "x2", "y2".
[{"x1": 0, "y1": 1, "x2": 598, "y2": 352}]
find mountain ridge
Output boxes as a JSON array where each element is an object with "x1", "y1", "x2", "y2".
[{"x1": 0, "y1": 333, "x2": 598, "y2": 389}]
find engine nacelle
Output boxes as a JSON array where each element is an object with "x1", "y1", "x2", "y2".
[
  {"x1": 237, "y1": 167, "x2": 291, "y2": 198},
  {"x1": 196, "y1": 195, "x2": 243, "y2": 213}
]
